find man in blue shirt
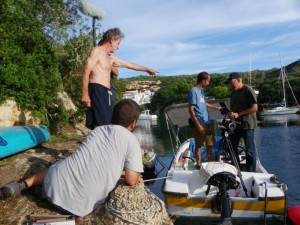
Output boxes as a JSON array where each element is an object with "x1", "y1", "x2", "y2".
[{"x1": 188, "y1": 71, "x2": 221, "y2": 169}]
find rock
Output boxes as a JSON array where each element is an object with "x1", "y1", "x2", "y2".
[
  {"x1": 125, "y1": 80, "x2": 161, "y2": 92},
  {"x1": 75, "y1": 123, "x2": 90, "y2": 136},
  {"x1": 0, "y1": 99, "x2": 40, "y2": 127},
  {"x1": 57, "y1": 92, "x2": 77, "y2": 112},
  {"x1": 0, "y1": 92, "x2": 76, "y2": 128}
]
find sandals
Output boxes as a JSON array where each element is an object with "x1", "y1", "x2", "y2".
[
  {"x1": 0, "y1": 182, "x2": 22, "y2": 199},
  {"x1": 195, "y1": 164, "x2": 201, "y2": 170}
]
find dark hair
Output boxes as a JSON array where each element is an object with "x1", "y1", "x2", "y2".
[
  {"x1": 111, "y1": 99, "x2": 141, "y2": 127},
  {"x1": 98, "y1": 28, "x2": 125, "y2": 46},
  {"x1": 197, "y1": 71, "x2": 210, "y2": 83}
]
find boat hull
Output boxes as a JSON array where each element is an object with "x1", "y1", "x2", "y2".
[
  {"x1": 164, "y1": 193, "x2": 285, "y2": 218},
  {"x1": 0, "y1": 125, "x2": 50, "y2": 159},
  {"x1": 260, "y1": 107, "x2": 299, "y2": 116},
  {"x1": 138, "y1": 110, "x2": 158, "y2": 120},
  {"x1": 138, "y1": 115, "x2": 158, "y2": 120}
]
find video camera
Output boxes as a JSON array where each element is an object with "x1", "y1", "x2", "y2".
[
  {"x1": 219, "y1": 102, "x2": 231, "y2": 115},
  {"x1": 220, "y1": 119, "x2": 237, "y2": 134}
]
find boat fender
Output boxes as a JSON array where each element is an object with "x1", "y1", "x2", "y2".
[
  {"x1": 288, "y1": 206, "x2": 300, "y2": 225},
  {"x1": 183, "y1": 149, "x2": 190, "y2": 170}
]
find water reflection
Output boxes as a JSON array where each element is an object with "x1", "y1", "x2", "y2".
[
  {"x1": 258, "y1": 113, "x2": 300, "y2": 127},
  {"x1": 133, "y1": 119, "x2": 157, "y2": 148}
]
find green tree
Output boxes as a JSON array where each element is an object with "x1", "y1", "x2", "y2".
[
  {"x1": 114, "y1": 78, "x2": 127, "y2": 102},
  {"x1": 150, "y1": 77, "x2": 193, "y2": 111},
  {"x1": 210, "y1": 86, "x2": 230, "y2": 99},
  {"x1": 0, "y1": 0, "x2": 91, "y2": 128},
  {"x1": 0, "y1": 0, "x2": 62, "y2": 122}
]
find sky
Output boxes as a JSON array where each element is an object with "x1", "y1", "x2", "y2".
[{"x1": 83, "y1": 0, "x2": 300, "y2": 78}]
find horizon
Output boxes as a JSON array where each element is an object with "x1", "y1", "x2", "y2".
[{"x1": 83, "y1": 0, "x2": 300, "y2": 78}]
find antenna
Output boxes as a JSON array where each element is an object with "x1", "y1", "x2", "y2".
[
  {"x1": 279, "y1": 54, "x2": 287, "y2": 107},
  {"x1": 249, "y1": 54, "x2": 252, "y2": 86},
  {"x1": 279, "y1": 53, "x2": 300, "y2": 108}
]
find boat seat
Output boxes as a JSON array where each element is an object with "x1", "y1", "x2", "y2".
[
  {"x1": 188, "y1": 171, "x2": 217, "y2": 197},
  {"x1": 251, "y1": 173, "x2": 285, "y2": 199},
  {"x1": 165, "y1": 170, "x2": 192, "y2": 195}
]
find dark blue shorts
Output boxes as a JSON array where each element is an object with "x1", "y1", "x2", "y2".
[{"x1": 85, "y1": 83, "x2": 113, "y2": 129}]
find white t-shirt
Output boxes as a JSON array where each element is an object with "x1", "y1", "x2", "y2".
[{"x1": 43, "y1": 125, "x2": 143, "y2": 216}]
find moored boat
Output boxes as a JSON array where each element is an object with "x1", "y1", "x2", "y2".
[
  {"x1": 162, "y1": 102, "x2": 288, "y2": 224},
  {"x1": 139, "y1": 110, "x2": 158, "y2": 120},
  {"x1": 260, "y1": 106, "x2": 299, "y2": 116},
  {"x1": 259, "y1": 65, "x2": 300, "y2": 116}
]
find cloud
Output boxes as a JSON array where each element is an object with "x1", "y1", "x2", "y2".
[{"x1": 87, "y1": 0, "x2": 300, "y2": 77}]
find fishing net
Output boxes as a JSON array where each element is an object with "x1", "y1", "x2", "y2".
[{"x1": 95, "y1": 181, "x2": 173, "y2": 225}]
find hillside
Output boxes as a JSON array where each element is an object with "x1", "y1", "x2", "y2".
[
  {"x1": 286, "y1": 59, "x2": 300, "y2": 74},
  {"x1": 261, "y1": 59, "x2": 300, "y2": 78},
  {"x1": 124, "y1": 59, "x2": 300, "y2": 111}
]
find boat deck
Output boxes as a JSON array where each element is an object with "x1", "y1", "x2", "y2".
[{"x1": 165, "y1": 163, "x2": 285, "y2": 200}]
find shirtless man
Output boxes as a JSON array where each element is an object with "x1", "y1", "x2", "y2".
[
  {"x1": 82, "y1": 27, "x2": 158, "y2": 129},
  {"x1": 110, "y1": 65, "x2": 119, "y2": 108}
]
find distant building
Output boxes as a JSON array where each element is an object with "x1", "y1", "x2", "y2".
[
  {"x1": 123, "y1": 90, "x2": 155, "y2": 105},
  {"x1": 123, "y1": 80, "x2": 161, "y2": 105}
]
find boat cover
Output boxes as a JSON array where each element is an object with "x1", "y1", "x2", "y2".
[{"x1": 199, "y1": 162, "x2": 238, "y2": 184}]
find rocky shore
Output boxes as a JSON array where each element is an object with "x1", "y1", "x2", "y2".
[{"x1": 0, "y1": 125, "x2": 173, "y2": 225}]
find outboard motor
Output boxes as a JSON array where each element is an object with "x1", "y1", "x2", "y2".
[
  {"x1": 207, "y1": 172, "x2": 239, "y2": 225},
  {"x1": 200, "y1": 162, "x2": 240, "y2": 225}
]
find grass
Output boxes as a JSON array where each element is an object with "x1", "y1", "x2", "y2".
[
  {"x1": 0, "y1": 154, "x2": 18, "y2": 167},
  {"x1": 48, "y1": 133, "x2": 72, "y2": 143}
]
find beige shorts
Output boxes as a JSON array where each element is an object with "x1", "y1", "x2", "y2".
[{"x1": 193, "y1": 124, "x2": 215, "y2": 147}]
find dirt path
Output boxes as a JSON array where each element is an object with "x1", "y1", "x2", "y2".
[{"x1": 0, "y1": 127, "x2": 86, "y2": 224}]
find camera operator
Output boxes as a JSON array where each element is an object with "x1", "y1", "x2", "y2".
[{"x1": 225, "y1": 72, "x2": 258, "y2": 172}]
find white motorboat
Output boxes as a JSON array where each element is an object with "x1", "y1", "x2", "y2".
[
  {"x1": 139, "y1": 110, "x2": 158, "y2": 120},
  {"x1": 260, "y1": 106, "x2": 299, "y2": 116},
  {"x1": 162, "y1": 102, "x2": 288, "y2": 224}
]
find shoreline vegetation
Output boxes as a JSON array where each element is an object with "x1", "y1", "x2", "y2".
[{"x1": 1, "y1": 1, "x2": 300, "y2": 134}]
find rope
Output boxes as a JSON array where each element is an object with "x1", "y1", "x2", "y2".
[
  {"x1": 165, "y1": 114, "x2": 177, "y2": 160},
  {"x1": 105, "y1": 187, "x2": 165, "y2": 225},
  {"x1": 283, "y1": 68, "x2": 300, "y2": 108}
]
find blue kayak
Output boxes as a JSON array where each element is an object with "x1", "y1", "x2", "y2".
[{"x1": 0, "y1": 125, "x2": 50, "y2": 159}]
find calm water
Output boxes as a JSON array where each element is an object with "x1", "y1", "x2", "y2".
[{"x1": 133, "y1": 114, "x2": 300, "y2": 225}]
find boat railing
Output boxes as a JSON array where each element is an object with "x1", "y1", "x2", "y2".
[{"x1": 263, "y1": 181, "x2": 288, "y2": 225}]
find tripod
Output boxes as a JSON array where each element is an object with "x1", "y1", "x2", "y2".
[{"x1": 219, "y1": 118, "x2": 248, "y2": 197}]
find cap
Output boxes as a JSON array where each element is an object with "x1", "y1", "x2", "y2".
[{"x1": 224, "y1": 72, "x2": 241, "y2": 84}]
